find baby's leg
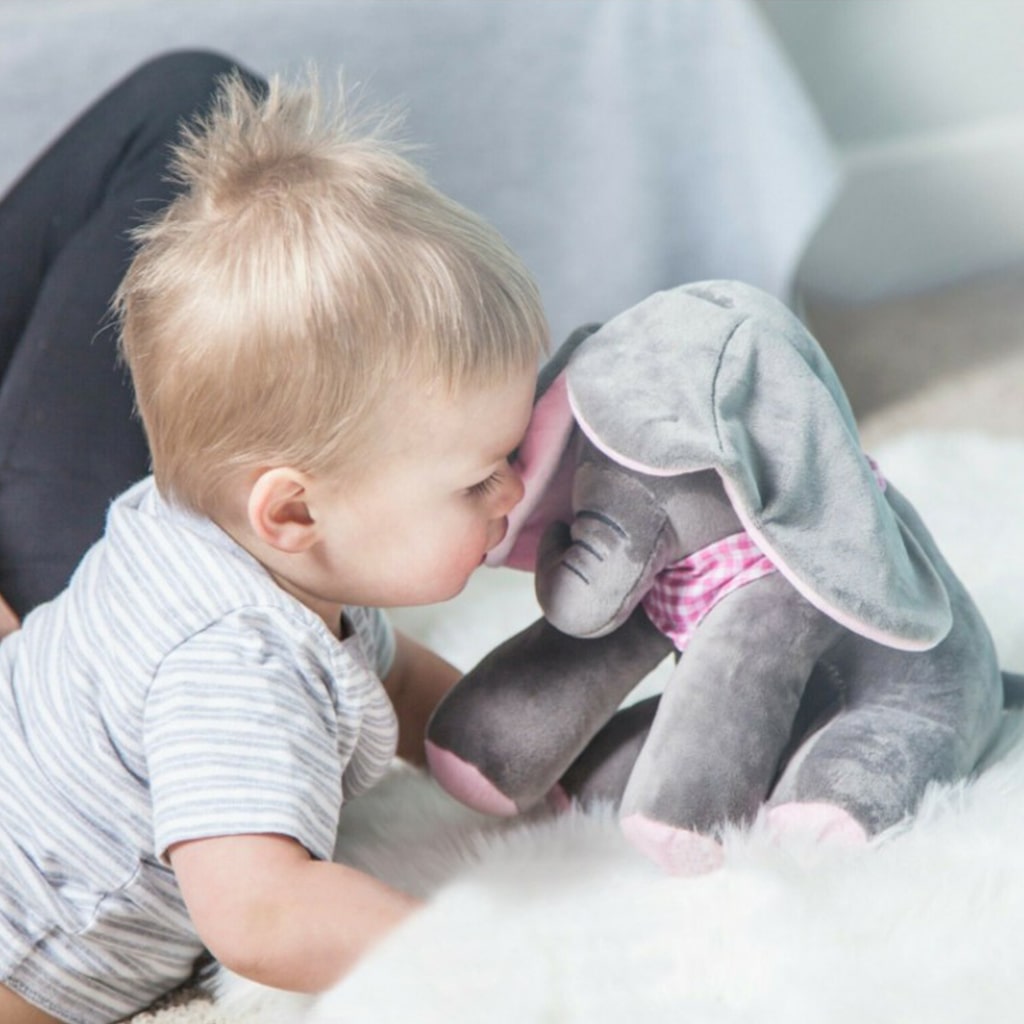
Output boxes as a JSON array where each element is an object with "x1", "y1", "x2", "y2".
[{"x1": 0, "y1": 982, "x2": 61, "y2": 1024}]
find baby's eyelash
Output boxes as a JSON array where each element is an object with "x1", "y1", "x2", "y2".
[{"x1": 467, "y1": 471, "x2": 503, "y2": 498}]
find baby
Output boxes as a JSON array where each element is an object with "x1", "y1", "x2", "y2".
[{"x1": 0, "y1": 70, "x2": 546, "y2": 1022}]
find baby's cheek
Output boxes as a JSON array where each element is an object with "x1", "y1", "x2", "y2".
[
  {"x1": 447, "y1": 518, "x2": 491, "y2": 570},
  {"x1": 420, "y1": 514, "x2": 484, "y2": 573}
]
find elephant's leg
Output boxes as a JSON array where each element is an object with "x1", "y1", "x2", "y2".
[
  {"x1": 769, "y1": 612, "x2": 1004, "y2": 836},
  {"x1": 558, "y1": 695, "x2": 661, "y2": 809},
  {"x1": 560, "y1": 658, "x2": 847, "y2": 812},
  {"x1": 618, "y1": 574, "x2": 845, "y2": 873},
  {"x1": 766, "y1": 703, "x2": 958, "y2": 838},
  {"x1": 426, "y1": 607, "x2": 673, "y2": 814}
]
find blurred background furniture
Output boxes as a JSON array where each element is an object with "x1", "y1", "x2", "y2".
[
  {"x1": 0, "y1": 0, "x2": 836, "y2": 350},
  {"x1": 759, "y1": 0, "x2": 1024, "y2": 440},
  {"x1": 5, "y1": 0, "x2": 1021, "y2": 444}
]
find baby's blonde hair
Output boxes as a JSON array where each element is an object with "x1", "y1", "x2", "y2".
[{"x1": 116, "y1": 70, "x2": 548, "y2": 517}]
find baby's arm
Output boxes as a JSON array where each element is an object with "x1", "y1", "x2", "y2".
[
  {"x1": 383, "y1": 630, "x2": 460, "y2": 766},
  {"x1": 170, "y1": 832, "x2": 419, "y2": 992}
]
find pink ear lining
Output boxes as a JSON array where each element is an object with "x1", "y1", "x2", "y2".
[{"x1": 485, "y1": 371, "x2": 577, "y2": 570}]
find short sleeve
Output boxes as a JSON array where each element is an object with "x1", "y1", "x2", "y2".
[
  {"x1": 143, "y1": 610, "x2": 344, "y2": 863},
  {"x1": 347, "y1": 606, "x2": 396, "y2": 679}
]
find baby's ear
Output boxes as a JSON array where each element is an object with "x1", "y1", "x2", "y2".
[{"x1": 247, "y1": 468, "x2": 318, "y2": 553}]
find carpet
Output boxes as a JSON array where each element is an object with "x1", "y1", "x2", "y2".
[{"x1": 128, "y1": 429, "x2": 1024, "y2": 1023}]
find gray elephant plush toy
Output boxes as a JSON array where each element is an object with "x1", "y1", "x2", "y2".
[{"x1": 426, "y1": 280, "x2": 1017, "y2": 874}]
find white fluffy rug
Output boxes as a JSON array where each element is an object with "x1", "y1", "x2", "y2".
[{"x1": 138, "y1": 431, "x2": 1024, "y2": 1024}]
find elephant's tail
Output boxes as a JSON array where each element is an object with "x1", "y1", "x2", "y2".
[{"x1": 1003, "y1": 671, "x2": 1024, "y2": 707}]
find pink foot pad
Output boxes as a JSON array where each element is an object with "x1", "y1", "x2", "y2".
[
  {"x1": 546, "y1": 783, "x2": 573, "y2": 814},
  {"x1": 766, "y1": 802, "x2": 868, "y2": 846},
  {"x1": 424, "y1": 741, "x2": 519, "y2": 817},
  {"x1": 620, "y1": 813, "x2": 725, "y2": 876}
]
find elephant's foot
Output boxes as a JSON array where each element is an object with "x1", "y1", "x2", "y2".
[
  {"x1": 424, "y1": 741, "x2": 518, "y2": 816},
  {"x1": 546, "y1": 782, "x2": 573, "y2": 814},
  {"x1": 620, "y1": 813, "x2": 724, "y2": 875},
  {"x1": 766, "y1": 801, "x2": 868, "y2": 846}
]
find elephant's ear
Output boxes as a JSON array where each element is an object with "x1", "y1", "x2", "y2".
[
  {"x1": 484, "y1": 327, "x2": 598, "y2": 570},
  {"x1": 566, "y1": 281, "x2": 952, "y2": 651}
]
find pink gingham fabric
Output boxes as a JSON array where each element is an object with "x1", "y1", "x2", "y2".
[{"x1": 641, "y1": 532, "x2": 777, "y2": 652}]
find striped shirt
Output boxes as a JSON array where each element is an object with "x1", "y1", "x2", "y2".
[{"x1": 0, "y1": 477, "x2": 397, "y2": 1023}]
